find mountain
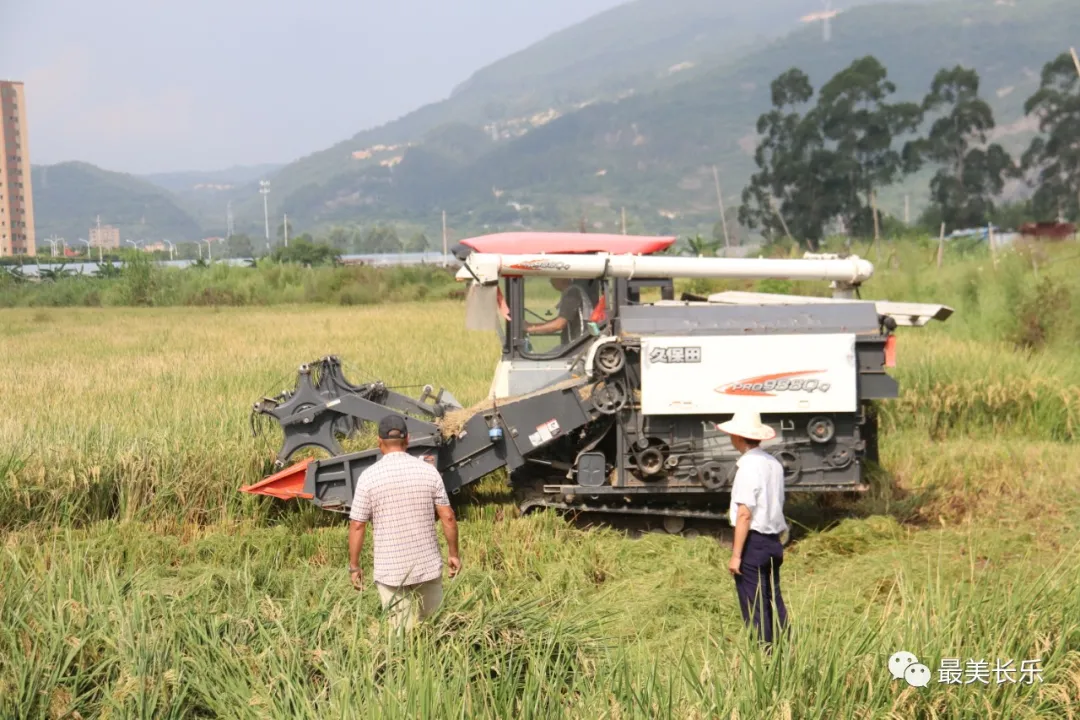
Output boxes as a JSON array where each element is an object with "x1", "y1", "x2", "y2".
[
  {"x1": 31, "y1": 162, "x2": 203, "y2": 242},
  {"x1": 238, "y1": 0, "x2": 940, "y2": 224},
  {"x1": 138, "y1": 164, "x2": 285, "y2": 237},
  {"x1": 39, "y1": 0, "x2": 1074, "y2": 242},
  {"x1": 141, "y1": 164, "x2": 283, "y2": 193},
  {"x1": 253, "y1": 0, "x2": 1075, "y2": 238}
]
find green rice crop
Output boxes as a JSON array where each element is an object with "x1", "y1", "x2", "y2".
[{"x1": 3, "y1": 238, "x2": 1080, "y2": 716}]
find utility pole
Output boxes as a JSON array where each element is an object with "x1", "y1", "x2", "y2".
[
  {"x1": 226, "y1": 200, "x2": 235, "y2": 239},
  {"x1": 259, "y1": 181, "x2": 270, "y2": 249},
  {"x1": 712, "y1": 166, "x2": 731, "y2": 254},
  {"x1": 283, "y1": 213, "x2": 288, "y2": 247},
  {"x1": 989, "y1": 223, "x2": 997, "y2": 268},
  {"x1": 871, "y1": 190, "x2": 881, "y2": 260},
  {"x1": 904, "y1": 194, "x2": 910, "y2": 225},
  {"x1": 937, "y1": 222, "x2": 945, "y2": 268},
  {"x1": 442, "y1": 210, "x2": 448, "y2": 267},
  {"x1": 621, "y1": 207, "x2": 627, "y2": 235},
  {"x1": 1071, "y1": 48, "x2": 1080, "y2": 222}
]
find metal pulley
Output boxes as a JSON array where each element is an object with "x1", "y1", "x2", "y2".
[
  {"x1": 590, "y1": 380, "x2": 628, "y2": 415},
  {"x1": 827, "y1": 445, "x2": 853, "y2": 468},
  {"x1": 594, "y1": 342, "x2": 626, "y2": 376},
  {"x1": 773, "y1": 450, "x2": 801, "y2": 480},
  {"x1": 637, "y1": 447, "x2": 665, "y2": 476},
  {"x1": 698, "y1": 461, "x2": 726, "y2": 490},
  {"x1": 807, "y1": 416, "x2": 835, "y2": 444}
]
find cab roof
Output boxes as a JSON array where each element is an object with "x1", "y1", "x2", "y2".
[{"x1": 458, "y1": 232, "x2": 676, "y2": 256}]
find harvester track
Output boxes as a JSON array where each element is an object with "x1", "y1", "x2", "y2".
[{"x1": 512, "y1": 481, "x2": 736, "y2": 540}]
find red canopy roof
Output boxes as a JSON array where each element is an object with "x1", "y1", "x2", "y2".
[{"x1": 459, "y1": 232, "x2": 675, "y2": 255}]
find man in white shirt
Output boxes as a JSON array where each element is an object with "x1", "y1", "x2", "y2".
[
  {"x1": 717, "y1": 411, "x2": 789, "y2": 646},
  {"x1": 347, "y1": 414, "x2": 461, "y2": 633}
]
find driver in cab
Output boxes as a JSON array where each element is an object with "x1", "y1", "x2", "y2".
[{"x1": 524, "y1": 277, "x2": 584, "y2": 346}]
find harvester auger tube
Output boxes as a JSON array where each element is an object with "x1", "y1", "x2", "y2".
[
  {"x1": 457, "y1": 251, "x2": 875, "y2": 287},
  {"x1": 242, "y1": 232, "x2": 953, "y2": 537}
]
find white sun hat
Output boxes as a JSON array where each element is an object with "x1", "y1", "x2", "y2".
[{"x1": 716, "y1": 411, "x2": 776, "y2": 441}]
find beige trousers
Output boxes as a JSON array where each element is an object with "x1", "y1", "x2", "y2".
[{"x1": 374, "y1": 577, "x2": 443, "y2": 632}]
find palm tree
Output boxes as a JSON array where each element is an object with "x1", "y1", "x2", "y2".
[
  {"x1": 4, "y1": 265, "x2": 28, "y2": 284},
  {"x1": 38, "y1": 266, "x2": 73, "y2": 282},
  {"x1": 93, "y1": 262, "x2": 123, "y2": 279},
  {"x1": 685, "y1": 235, "x2": 721, "y2": 257}
]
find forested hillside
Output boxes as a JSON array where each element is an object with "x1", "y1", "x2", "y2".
[
  {"x1": 235, "y1": 0, "x2": 943, "y2": 226},
  {"x1": 31, "y1": 0, "x2": 1078, "y2": 244},
  {"x1": 140, "y1": 164, "x2": 283, "y2": 194},
  {"x1": 255, "y1": 0, "x2": 1078, "y2": 239},
  {"x1": 31, "y1": 163, "x2": 203, "y2": 242}
]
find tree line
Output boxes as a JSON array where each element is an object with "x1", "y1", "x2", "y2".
[
  {"x1": 137, "y1": 224, "x2": 434, "y2": 262},
  {"x1": 738, "y1": 51, "x2": 1080, "y2": 250}
]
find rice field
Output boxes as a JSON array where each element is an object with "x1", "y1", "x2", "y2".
[{"x1": 4, "y1": 241, "x2": 1080, "y2": 718}]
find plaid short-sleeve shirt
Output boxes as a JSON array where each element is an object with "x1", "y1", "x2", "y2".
[{"x1": 349, "y1": 451, "x2": 452, "y2": 587}]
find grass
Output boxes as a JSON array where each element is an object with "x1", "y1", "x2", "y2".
[
  {"x1": 0, "y1": 259, "x2": 464, "y2": 308},
  {"x1": 3, "y1": 238, "x2": 1080, "y2": 717}
]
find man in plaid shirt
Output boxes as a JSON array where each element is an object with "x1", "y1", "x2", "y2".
[{"x1": 348, "y1": 414, "x2": 461, "y2": 631}]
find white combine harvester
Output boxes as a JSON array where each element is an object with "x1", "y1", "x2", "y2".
[{"x1": 244, "y1": 232, "x2": 951, "y2": 534}]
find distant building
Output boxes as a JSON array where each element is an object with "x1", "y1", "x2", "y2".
[
  {"x1": 0, "y1": 80, "x2": 36, "y2": 257},
  {"x1": 143, "y1": 241, "x2": 167, "y2": 252},
  {"x1": 90, "y1": 224, "x2": 121, "y2": 249}
]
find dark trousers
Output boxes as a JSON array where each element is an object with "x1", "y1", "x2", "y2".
[{"x1": 734, "y1": 530, "x2": 788, "y2": 645}]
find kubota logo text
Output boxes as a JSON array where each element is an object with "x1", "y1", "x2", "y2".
[{"x1": 715, "y1": 370, "x2": 831, "y2": 397}]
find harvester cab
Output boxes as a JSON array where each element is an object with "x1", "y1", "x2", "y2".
[
  {"x1": 243, "y1": 232, "x2": 952, "y2": 533},
  {"x1": 454, "y1": 232, "x2": 681, "y2": 399}
]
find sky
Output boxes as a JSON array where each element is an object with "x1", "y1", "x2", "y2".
[{"x1": 0, "y1": 0, "x2": 626, "y2": 175}]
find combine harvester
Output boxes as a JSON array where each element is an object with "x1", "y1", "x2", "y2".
[{"x1": 242, "y1": 232, "x2": 951, "y2": 535}]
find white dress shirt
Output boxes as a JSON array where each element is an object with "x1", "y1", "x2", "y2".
[{"x1": 728, "y1": 447, "x2": 788, "y2": 535}]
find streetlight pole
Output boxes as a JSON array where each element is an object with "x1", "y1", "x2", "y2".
[
  {"x1": 164, "y1": 240, "x2": 176, "y2": 261},
  {"x1": 259, "y1": 180, "x2": 271, "y2": 250},
  {"x1": 203, "y1": 238, "x2": 212, "y2": 262}
]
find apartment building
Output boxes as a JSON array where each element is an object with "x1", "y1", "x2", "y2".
[
  {"x1": 90, "y1": 224, "x2": 121, "y2": 250},
  {"x1": 0, "y1": 80, "x2": 35, "y2": 257}
]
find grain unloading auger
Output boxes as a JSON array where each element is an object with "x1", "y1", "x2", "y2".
[{"x1": 242, "y1": 232, "x2": 952, "y2": 532}]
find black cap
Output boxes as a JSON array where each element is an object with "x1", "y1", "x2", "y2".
[{"x1": 378, "y1": 414, "x2": 409, "y2": 440}]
